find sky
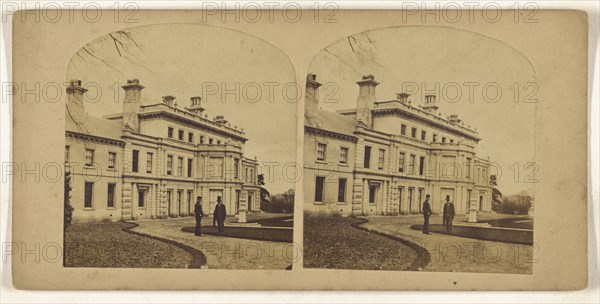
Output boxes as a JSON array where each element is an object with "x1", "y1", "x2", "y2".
[
  {"x1": 308, "y1": 26, "x2": 537, "y2": 197},
  {"x1": 67, "y1": 24, "x2": 297, "y2": 194}
]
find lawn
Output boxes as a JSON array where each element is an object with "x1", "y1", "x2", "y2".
[
  {"x1": 303, "y1": 214, "x2": 422, "y2": 271},
  {"x1": 65, "y1": 221, "x2": 203, "y2": 268},
  {"x1": 181, "y1": 225, "x2": 292, "y2": 242}
]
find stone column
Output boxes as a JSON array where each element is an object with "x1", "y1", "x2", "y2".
[{"x1": 468, "y1": 195, "x2": 478, "y2": 223}]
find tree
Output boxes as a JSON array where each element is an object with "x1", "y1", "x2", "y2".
[
  {"x1": 267, "y1": 189, "x2": 295, "y2": 213},
  {"x1": 257, "y1": 174, "x2": 265, "y2": 186},
  {"x1": 64, "y1": 171, "x2": 74, "y2": 230},
  {"x1": 499, "y1": 191, "x2": 532, "y2": 215},
  {"x1": 489, "y1": 174, "x2": 503, "y2": 212}
]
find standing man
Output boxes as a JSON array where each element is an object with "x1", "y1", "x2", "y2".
[
  {"x1": 213, "y1": 196, "x2": 227, "y2": 235},
  {"x1": 194, "y1": 196, "x2": 204, "y2": 236},
  {"x1": 422, "y1": 194, "x2": 432, "y2": 234},
  {"x1": 443, "y1": 195, "x2": 456, "y2": 234}
]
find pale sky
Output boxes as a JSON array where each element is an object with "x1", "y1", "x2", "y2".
[
  {"x1": 67, "y1": 24, "x2": 297, "y2": 194},
  {"x1": 308, "y1": 26, "x2": 536, "y2": 197}
]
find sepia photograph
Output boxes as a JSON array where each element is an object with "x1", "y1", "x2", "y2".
[
  {"x1": 63, "y1": 23, "x2": 297, "y2": 270},
  {"x1": 303, "y1": 26, "x2": 537, "y2": 274},
  {"x1": 6, "y1": 6, "x2": 591, "y2": 294}
]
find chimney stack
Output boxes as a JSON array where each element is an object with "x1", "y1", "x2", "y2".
[
  {"x1": 66, "y1": 79, "x2": 87, "y2": 123},
  {"x1": 305, "y1": 73, "x2": 322, "y2": 116},
  {"x1": 122, "y1": 79, "x2": 145, "y2": 131},
  {"x1": 396, "y1": 92, "x2": 410, "y2": 104},
  {"x1": 214, "y1": 115, "x2": 228, "y2": 125},
  {"x1": 356, "y1": 74, "x2": 379, "y2": 128},
  {"x1": 420, "y1": 94, "x2": 439, "y2": 113},
  {"x1": 162, "y1": 95, "x2": 175, "y2": 107},
  {"x1": 186, "y1": 96, "x2": 205, "y2": 115},
  {"x1": 447, "y1": 114, "x2": 462, "y2": 124}
]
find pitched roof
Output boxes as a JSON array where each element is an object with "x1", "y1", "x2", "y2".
[
  {"x1": 304, "y1": 108, "x2": 357, "y2": 137},
  {"x1": 66, "y1": 112, "x2": 123, "y2": 140}
]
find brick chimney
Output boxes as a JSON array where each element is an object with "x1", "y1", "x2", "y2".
[
  {"x1": 305, "y1": 73, "x2": 322, "y2": 116},
  {"x1": 186, "y1": 96, "x2": 205, "y2": 115},
  {"x1": 66, "y1": 79, "x2": 87, "y2": 123},
  {"x1": 356, "y1": 74, "x2": 379, "y2": 128},
  {"x1": 122, "y1": 79, "x2": 144, "y2": 131}
]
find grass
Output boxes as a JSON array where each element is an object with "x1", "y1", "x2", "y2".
[
  {"x1": 65, "y1": 221, "x2": 202, "y2": 268},
  {"x1": 249, "y1": 215, "x2": 293, "y2": 227},
  {"x1": 181, "y1": 225, "x2": 292, "y2": 242},
  {"x1": 303, "y1": 214, "x2": 420, "y2": 271}
]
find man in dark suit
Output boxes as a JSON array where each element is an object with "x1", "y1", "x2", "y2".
[
  {"x1": 442, "y1": 195, "x2": 456, "y2": 234},
  {"x1": 213, "y1": 196, "x2": 227, "y2": 234},
  {"x1": 422, "y1": 194, "x2": 432, "y2": 234},
  {"x1": 194, "y1": 196, "x2": 204, "y2": 236}
]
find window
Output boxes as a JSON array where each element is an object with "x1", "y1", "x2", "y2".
[
  {"x1": 167, "y1": 127, "x2": 174, "y2": 138},
  {"x1": 187, "y1": 158, "x2": 193, "y2": 177},
  {"x1": 177, "y1": 157, "x2": 183, "y2": 176},
  {"x1": 178, "y1": 130, "x2": 184, "y2": 140},
  {"x1": 401, "y1": 124, "x2": 406, "y2": 135},
  {"x1": 442, "y1": 137, "x2": 447, "y2": 143},
  {"x1": 200, "y1": 136, "x2": 205, "y2": 144},
  {"x1": 398, "y1": 152, "x2": 405, "y2": 173},
  {"x1": 234, "y1": 158, "x2": 240, "y2": 179},
  {"x1": 209, "y1": 138, "x2": 214, "y2": 145},
  {"x1": 369, "y1": 186, "x2": 377, "y2": 204},
  {"x1": 411, "y1": 127, "x2": 417, "y2": 138},
  {"x1": 166, "y1": 190, "x2": 172, "y2": 215},
  {"x1": 338, "y1": 178, "x2": 347, "y2": 203},
  {"x1": 364, "y1": 146, "x2": 371, "y2": 168},
  {"x1": 408, "y1": 188, "x2": 414, "y2": 211},
  {"x1": 235, "y1": 190, "x2": 241, "y2": 214},
  {"x1": 340, "y1": 147, "x2": 349, "y2": 164},
  {"x1": 166, "y1": 155, "x2": 173, "y2": 175},
  {"x1": 249, "y1": 168, "x2": 255, "y2": 183},
  {"x1": 433, "y1": 134, "x2": 438, "y2": 142},
  {"x1": 421, "y1": 130, "x2": 426, "y2": 141},
  {"x1": 409, "y1": 154, "x2": 416, "y2": 174},
  {"x1": 316, "y1": 143, "x2": 327, "y2": 161},
  {"x1": 450, "y1": 139, "x2": 454, "y2": 144},
  {"x1": 188, "y1": 132, "x2": 194, "y2": 143},
  {"x1": 132, "y1": 150, "x2": 139, "y2": 172},
  {"x1": 398, "y1": 187, "x2": 404, "y2": 212},
  {"x1": 84, "y1": 182, "x2": 93, "y2": 208},
  {"x1": 466, "y1": 158, "x2": 472, "y2": 178},
  {"x1": 65, "y1": 146, "x2": 70, "y2": 164},
  {"x1": 315, "y1": 176, "x2": 325, "y2": 202},
  {"x1": 146, "y1": 152, "x2": 153, "y2": 173},
  {"x1": 217, "y1": 140, "x2": 221, "y2": 145},
  {"x1": 378, "y1": 149, "x2": 385, "y2": 170},
  {"x1": 107, "y1": 183, "x2": 115, "y2": 208},
  {"x1": 108, "y1": 152, "x2": 116, "y2": 169},
  {"x1": 85, "y1": 149, "x2": 94, "y2": 166},
  {"x1": 419, "y1": 156, "x2": 425, "y2": 176},
  {"x1": 138, "y1": 190, "x2": 145, "y2": 208}
]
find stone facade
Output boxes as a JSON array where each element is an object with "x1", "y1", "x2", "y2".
[
  {"x1": 65, "y1": 79, "x2": 260, "y2": 222},
  {"x1": 304, "y1": 74, "x2": 493, "y2": 216}
]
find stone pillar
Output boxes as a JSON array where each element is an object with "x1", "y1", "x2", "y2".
[
  {"x1": 238, "y1": 189, "x2": 248, "y2": 223},
  {"x1": 468, "y1": 195, "x2": 478, "y2": 223}
]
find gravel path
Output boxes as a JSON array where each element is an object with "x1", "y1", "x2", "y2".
[
  {"x1": 361, "y1": 215, "x2": 534, "y2": 274},
  {"x1": 132, "y1": 217, "x2": 294, "y2": 270}
]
